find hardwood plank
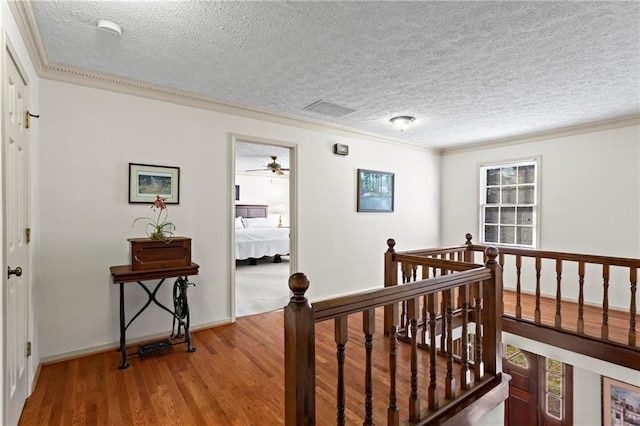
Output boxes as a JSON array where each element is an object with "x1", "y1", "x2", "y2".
[{"x1": 20, "y1": 295, "x2": 632, "y2": 425}]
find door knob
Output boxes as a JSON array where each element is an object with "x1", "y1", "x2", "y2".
[{"x1": 7, "y1": 266, "x2": 22, "y2": 279}]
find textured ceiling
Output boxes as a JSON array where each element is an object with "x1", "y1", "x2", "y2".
[{"x1": 29, "y1": 1, "x2": 640, "y2": 149}]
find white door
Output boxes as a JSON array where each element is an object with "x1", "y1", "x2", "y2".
[{"x1": 4, "y1": 43, "x2": 30, "y2": 426}]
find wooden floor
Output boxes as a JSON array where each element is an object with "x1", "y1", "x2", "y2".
[
  {"x1": 20, "y1": 307, "x2": 478, "y2": 426},
  {"x1": 20, "y1": 294, "x2": 633, "y2": 425},
  {"x1": 503, "y1": 290, "x2": 634, "y2": 346}
]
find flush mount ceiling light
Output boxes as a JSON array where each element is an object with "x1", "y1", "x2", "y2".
[
  {"x1": 97, "y1": 19, "x2": 122, "y2": 36},
  {"x1": 390, "y1": 116, "x2": 415, "y2": 131}
]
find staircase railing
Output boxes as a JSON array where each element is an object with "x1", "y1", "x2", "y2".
[
  {"x1": 385, "y1": 234, "x2": 639, "y2": 370},
  {"x1": 284, "y1": 245, "x2": 508, "y2": 425}
]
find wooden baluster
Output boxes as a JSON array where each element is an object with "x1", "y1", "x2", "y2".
[
  {"x1": 363, "y1": 309, "x2": 375, "y2": 426},
  {"x1": 473, "y1": 281, "x2": 484, "y2": 380},
  {"x1": 407, "y1": 297, "x2": 420, "y2": 422},
  {"x1": 459, "y1": 284, "x2": 471, "y2": 390},
  {"x1": 577, "y1": 261, "x2": 585, "y2": 334},
  {"x1": 427, "y1": 293, "x2": 439, "y2": 411},
  {"x1": 535, "y1": 257, "x2": 542, "y2": 323},
  {"x1": 630, "y1": 268, "x2": 637, "y2": 346},
  {"x1": 421, "y1": 266, "x2": 430, "y2": 344},
  {"x1": 444, "y1": 289, "x2": 457, "y2": 399},
  {"x1": 439, "y1": 269, "x2": 449, "y2": 351},
  {"x1": 388, "y1": 325, "x2": 399, "y2": 425},
  {"x1": 284, "y1": 273, "x2": 315, "y2": 425},
  {"x1": 335, "y1": 316, "x2": 348, "y2": 426},
  {"x1": 515, "y1": 255, "x2": 522, "y2": 318},
  {"x1": 400, "y1": 262, "x2": 410, "y2": 335},
  {"x1": 602, "y1": 264, "x2": 610, "y2": 340},
  {"x1": 384, "y1": 239, "x2": 398, "y2": 337},
  {"x1": 555, "y1": 259, "x2": 562, "y2": 328}
]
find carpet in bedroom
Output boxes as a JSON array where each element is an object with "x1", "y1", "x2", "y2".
[{"x1": 235, "y1": 257, "x2": 290, "y2": 317}]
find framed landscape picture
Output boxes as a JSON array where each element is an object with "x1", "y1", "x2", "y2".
[
  {"x1": 357, "y1": 169, "x2": 394, "y2": 212},
  {"x1": 129, "y1": 163, "x2": 180, "y2": 204},
  {"x1": 602, "y1": 376, "x2": 640, "y2": 426}
]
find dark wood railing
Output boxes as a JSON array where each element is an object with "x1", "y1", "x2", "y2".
[
  {"x1": 284, "y1": 245, "x2": 509, "y2": 425},
  {"x1": 386, "y1": 234, "x2": 639, "y2": 370}
]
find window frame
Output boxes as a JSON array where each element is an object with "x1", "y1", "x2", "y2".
[{"x1": 479, "y1": 158, "x2": 540, "y2": 248}]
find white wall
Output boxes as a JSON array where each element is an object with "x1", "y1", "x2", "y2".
[
  {"x1": 2, "y1": 0, "x2": 41, "y2": 400},
  {"x1": 235, "y1": 173, "x2": 290, "y2": 226},
  {"x1": 37, "y1": 79, "x2": 440, "y2": 359},
  {"x1": 441, "y1": 125, "x2": 640, "y2": 308}
]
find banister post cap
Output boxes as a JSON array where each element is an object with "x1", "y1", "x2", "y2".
[
  {"x1": 485, "y1": 246, "x2": 499, "y2": 264},
  {"x1": 288, "y1": 272, "x2": 309, "y2": 301},
  {"x1": 387, "y1": 238, "x2": 396, "y2": 252},
  {"x1": 465, "y1": 233, "x2": 473, "y2": 245}
]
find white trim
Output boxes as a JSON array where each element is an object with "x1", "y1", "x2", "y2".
[
  {"x1": 478, "y1": 158, "x2": 540, "y2": 248},
  {"x1": 229, "y1": 134, "x2": 298, "y2": 321},
  {"x1": 443, "y1": 115, "x2": 640, "y2": 155},
  {"x1": 38, "y1": 318, "x2": 232, "y2": 364}
]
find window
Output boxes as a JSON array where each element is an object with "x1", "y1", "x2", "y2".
[
  {"x1": 542, "y1": 357, "x2": 572, "y2": 423},
  {"x1": 480, "y1": 160, "x2": 538, "y2": 247}
]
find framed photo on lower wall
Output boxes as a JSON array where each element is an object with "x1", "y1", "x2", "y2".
[
  {"x1": 129, "y1": 163, "x2": 180, "y2": 204},
  {"x1": 602, "y1": 376, "x2": 640, "y2": 426}
]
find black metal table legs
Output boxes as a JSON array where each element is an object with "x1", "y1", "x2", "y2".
[{"x1": 117, "y1": 276, "x2": 195, "y2": 369}]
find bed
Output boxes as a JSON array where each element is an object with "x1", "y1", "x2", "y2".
[{"x1": 235, "y1": 204, "x2": 289, "y2": 264}]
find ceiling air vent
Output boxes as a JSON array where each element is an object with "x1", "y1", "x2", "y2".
[{"x1": 302, "y1": 100, "x2": 356, "y2": 118}]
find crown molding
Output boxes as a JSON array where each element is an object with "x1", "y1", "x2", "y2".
[
  {"x1": 8, "y1": 0, "x2": 48, "y2": 73},
  {"x1": 441, "y1": 114, "x2": 640, "y2": 156},
  {"x1": 11, "y1": 1, "x2": 635, "y2": 157},
  {"x1": 9, "y1": 0, "x2": 438, "y2": 155}
]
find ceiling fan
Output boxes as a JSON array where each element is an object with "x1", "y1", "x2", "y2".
[{"x1": 246, "y1": 156, "x2": 289, "y2": 175}]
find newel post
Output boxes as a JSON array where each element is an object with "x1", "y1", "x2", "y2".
[
  {"x1": 483, "y1": 247, "x2": 503, "y2": 376},
  {"x1": 384, "y1": 238, "x2": 398, "y2": 336},
  {"x1": 284, "y1": 273, "x2": 315, "y2": 425},
  {"x1": 463, "y1": 233, "x2": 474, "y2": 263}
]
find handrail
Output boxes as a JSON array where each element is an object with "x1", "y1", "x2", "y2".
[
  {"x1": 314, "y1": 268, "x2": 491, "y2": 322},
  {"x1": 466, "y1": 244, "x2": 640, "y2": 268}
]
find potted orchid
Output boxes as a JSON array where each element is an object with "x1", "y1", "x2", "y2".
[{"x1": 133, "y1": 195, "x2": 176, "y2": 241}]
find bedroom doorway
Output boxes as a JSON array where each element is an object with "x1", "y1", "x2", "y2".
[{"x1": 233, "y1": 138, "x2": 295, "y2": 318}]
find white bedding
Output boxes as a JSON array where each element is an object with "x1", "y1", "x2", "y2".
[{"x1": 235, "y1": 227, "x2": 290, "y2": 260}]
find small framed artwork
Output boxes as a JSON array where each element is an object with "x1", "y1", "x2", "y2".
[
  {"x1": 357, "y1": 169, "x2": 394, "y2": 212},
  {"x1": 129, "y1": 163, "x2": 180, "y2": 204},
  {"x1": 602, "y1": 376, "x2": 640, "y2": 426},
  {"x1": 235, "y1": 184, "x2": 240, "y2": 201}
]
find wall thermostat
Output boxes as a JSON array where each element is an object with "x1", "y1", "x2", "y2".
[{"x1": 333, "y1": 143, "x2": 349, "y2": 156}]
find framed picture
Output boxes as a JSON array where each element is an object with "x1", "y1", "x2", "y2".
[
  {"x1": 602, "y1": 376, "x2": 640, "y2": 426},
  {"x1": 129, "y1": 163, "x2": 180, "y2": 204},
  {"x1": 357, "y1": 169, "x2": 394, "y2": 212}
]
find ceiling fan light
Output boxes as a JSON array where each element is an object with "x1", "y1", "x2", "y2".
[{"x1": 390, "y1": 115, "x2": 415, "y2": 131}]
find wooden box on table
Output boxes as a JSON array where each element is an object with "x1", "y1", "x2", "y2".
[{"x1": 129, "y1": 237, "x2": 191, "y2": 271}]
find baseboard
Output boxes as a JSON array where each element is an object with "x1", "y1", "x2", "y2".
[{"x1": 39, "y1": 318, "x2": 233, "y2": 364}]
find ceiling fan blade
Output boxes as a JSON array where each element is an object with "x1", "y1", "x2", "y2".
[{"x1": 245, "y1": 168, "x2": 268, "y2": 172}]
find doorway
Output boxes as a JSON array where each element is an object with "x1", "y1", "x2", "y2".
[
  {"x1": 232, "y1": 137, "x2": 296, "y2": 318},
  {"x1": 503, "y1": 345, "x2": 573, "y2": 425}
]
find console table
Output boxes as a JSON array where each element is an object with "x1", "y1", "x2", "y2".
[{"x1": 109, "y1": 263, "x2": 199, "y2": 369}]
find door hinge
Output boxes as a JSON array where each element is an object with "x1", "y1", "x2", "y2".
[
  {"x1": 27, "y1": 341, "x2": 32, "y2": 357},
  {"x1": 26, "y1": 228, "x2": 31, "y2": 244},
  {"x1": 25, "y1": 111, "x2": 39, "y2": 129}
]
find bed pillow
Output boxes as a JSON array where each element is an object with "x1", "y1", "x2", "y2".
[
  {"x1": 242, "y1": 217, "x2": 273, "y2": 229},
  {"x1": 235, "y1": 216, "x2": 244, "y2": 229}
]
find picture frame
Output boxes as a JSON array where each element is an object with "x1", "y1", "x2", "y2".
[
  {"x1": 602, "y1": 376, "x2": 640, "y2": 426},
  {"x1": 357, "y1": 169, "x2": 394, "y2": 212},
  {"x1": 129, "y1": 163, "x2": 180, "y2": 204}
]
